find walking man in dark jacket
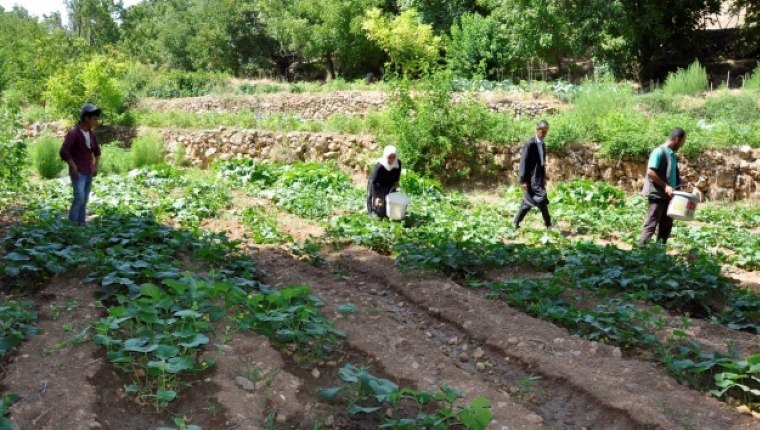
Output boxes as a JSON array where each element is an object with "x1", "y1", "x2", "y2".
[
  {"x1": 638, "y1": 127, "x2": 686, "y2": 245},
  {"x1": 514, "y1": 120, "x2": 552, "y2": 229},
  {"x1": 60, "y1": 103, "x2": 102, "y2": 226}
]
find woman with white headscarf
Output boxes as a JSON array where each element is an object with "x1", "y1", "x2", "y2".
[{"x1": 367, "y1": 146, "x2": 401, "y2": 218}]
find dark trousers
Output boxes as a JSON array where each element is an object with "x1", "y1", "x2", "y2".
[
  {"x1": 514, "y1": 201, "x2": 552, "y2": 227},
  {"x1": 638, "y1": 199, "x2": 673, "y2": 245}
]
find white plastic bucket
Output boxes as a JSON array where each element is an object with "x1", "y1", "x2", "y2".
[
  {"x1": 386, "y1": 191, "x2": 411, "y2": 221},
  {"x1": 667, "y1": 191, "x2": 699, "y2": 221}
]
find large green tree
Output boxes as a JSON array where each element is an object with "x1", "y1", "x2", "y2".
[
  {"x1": 65, "y1": 0, "x2": 123, "y2": 47},
  {"x1": 256, "y1": 0, "x2": 383, "y2": 80},
  {"x1": 0, "y1": 6, "x2": 85, "y2": 102}
]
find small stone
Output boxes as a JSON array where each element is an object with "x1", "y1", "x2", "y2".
[
  {"x1": 448, "y1": 336, "x2": 459, "y2": 345},
  {"x1": 525, "y1": 413, "x2": 544, "y2": 425},
  {"x1": 612, "y1": 347, "x2": 622, "y2": 359},
  {"x1": 134, "y1": 369, "x2": 146, "y2": 378},
  {"x1": 325, "y1": 415, "x2": 334, "y2": 426},
  {"x1": 311, "y1": 368, "x2": 321, "y2": 379},
  {"x1": 476, "y1": 362, "x2": 486, "y2": 371},
  {"x1": 411, "y1": 362, "x2": 420, "y2": 370},
  {"x1": 425, "y1": 331, "x2": 433, "y2": 338},
  {"x1": 276, "y1": 414, "x2": 287, "y2": 424},
  {"x1": 472, "y1": 347, "x2": 485, "y2": 359},
  {"x1": 385, "y1": 408, "x2": 394, "y2": 418},
  {"x1": 507, "y1": 337, "x2": 519, "y2": 345},
  {"x1": 458, "y1": 352, "x2": 469, "y2": 362},
  {"x1": 507, "y1": 386, "x2": 520, "y2": 395},
  {"x1": 736, "y1": 405, "x2": 752, "y2": 415},
  {"x1": 88, "y1": 421, "x2": 102, "y2": 429},
  {"x1": 235, "y1": 376, "x2": 256, "y2": 391},
  {"x1": 571, "y1": 351, "x2": 582, "y2": 358}
]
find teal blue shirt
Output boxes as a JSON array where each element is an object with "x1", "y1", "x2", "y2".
[{"x1": 648, "y1": 146, "x2": 678, "y2": 187}]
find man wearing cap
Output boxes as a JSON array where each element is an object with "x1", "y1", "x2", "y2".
[{"x1": 60, "y1": 103, "x2": 102, "y2": 226}]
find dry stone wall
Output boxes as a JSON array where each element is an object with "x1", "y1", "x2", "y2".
[
  {"x1": 162, "y1": 127, "x2": 759, "y2": 201},
  {"x1": 136, "y1": 91, "x2": 562, "y2": 119},
  {"x1": 28, "y1": 123, "x2": 760, "y2": 201}
]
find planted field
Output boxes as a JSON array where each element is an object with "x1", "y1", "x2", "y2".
[{"x1": 2, "y1": 155, "x2": 757, "y2": 429}]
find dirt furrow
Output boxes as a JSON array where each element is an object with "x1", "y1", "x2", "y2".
[
  {"x1": 3, "y1": 277, "x2": 103, "y2": 430},
  {"x1": 253, "y1": 246, "x2": 641, "y2": 429},
  {"x1": 335, "y1": 246, "x2": 758, "y2": 430},
  {"x1": 205, "y1": 329, "x2": 310, "y2": 429}
]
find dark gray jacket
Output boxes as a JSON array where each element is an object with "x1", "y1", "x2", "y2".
[{"x1": 641, "y1": 145, "x2": 681, "y2": 201}]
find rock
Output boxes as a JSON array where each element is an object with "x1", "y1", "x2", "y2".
[
  {"x1": 311, "y1": 368, "x2": 321, "y2": 379},
  {"x1": 472, "y1": 347, "x2": 485, "y2": 359},
  {"x1": 325, "y1": 415, "x2": 335, "y2": 426},
  {"x1": 385, "y1": 408, "x2": 394, "y2": 418},
  {"x1": 276, "y1": 414, "x2": 287, "y2": 424},
  {"x1": 448, "y1": 336, "x2": 459, "y2": 345},
  {"x1": 736, "y1": 405, "x2": 753, "y2": 415},
  {"x1": 525, "y1": 413, "x2": 544, "y2": 424},
  {"x1": 507, "y1": 337, "x2": 519, "y2": 345},
  {"x1": 476, "y1": 362, "x2": 487, "y2": 371},
  {"x1": 89, "y1": 421, "x2": 103, "y2": 429},
  {"x1": 458, "y1": 352, "x2": 469, "y2": 362},
  {"x1": 612, "y1": 347, "x2": 623, "y2": 359},
  {"x1": 235, "y1": 376, "x2": 256, "y2": 391}
]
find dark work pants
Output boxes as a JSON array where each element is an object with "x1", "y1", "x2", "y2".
[
  {"x1": 514, "y1": 201, "x2": 552, "y2": 228},
  {"x1": 638, "y1": 199, "x2": 673, "y2": 245}
]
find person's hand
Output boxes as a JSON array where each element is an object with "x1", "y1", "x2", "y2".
[
  {"x1": 69, "y1": 166, "x2": 79, "y2": 181},
  {"x1": 665, "y1": 185, "x2": 674, "y2": 198},
  {"x1": 92, "y1": 162, "x2": 98, "y2": 177},
  {"x1": 374, "y1": 198, "x2": 383, "y2": 206},
  {"x1": 521, "y1": 183, "x2": 529, "y2": 191}
]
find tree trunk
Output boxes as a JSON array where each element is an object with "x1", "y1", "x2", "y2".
[{"x1": 325, "y1": 54, "x2": 335, "y2": 81}]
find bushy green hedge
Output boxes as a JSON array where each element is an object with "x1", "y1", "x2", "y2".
[{"x1": 0, "y1": 109, "x2": 26, "y2": 188}]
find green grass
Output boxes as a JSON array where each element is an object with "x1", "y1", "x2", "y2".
[
  {"x1": 663, "y1": 61, "x2": 708, "y2": 96},
  {"x1": 131, "y1": 132, "x2": 165, "y2": 168},
  {"x1": 99, "y1": 144, "x2": 132, "y2": 175},
  {"x1": 30, "y1": 134, "x2": 65, "y2": 179}
]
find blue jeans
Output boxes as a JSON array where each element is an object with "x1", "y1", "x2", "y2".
[{"x1": 68, "y1": 174, "x2": 92, "y2": 226}]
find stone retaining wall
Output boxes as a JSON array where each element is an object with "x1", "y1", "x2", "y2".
[
  {"x1": 28, "y1": 124, "x2": 760, "y2": 201},
  {"x1": 136, "y1": 91, "x2": 561, "y2": 119},
  {"x1": 163, "y1": 127, "x2": 759, "y2": 201}
]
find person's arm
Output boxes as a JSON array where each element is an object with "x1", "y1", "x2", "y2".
[
  {"x1": 60, "y1": 131, "x2": 79, "y2": 180},
  {"x1": 647, "y1": 169, "x2": 673, "y2": 197},
  {"x1": 518, "y1": 139, "x2": 531, "y2": 190}
]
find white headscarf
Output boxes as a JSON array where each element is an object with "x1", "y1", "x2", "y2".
[{"x1": 377, "y1": 145, "x2": 399, "y2": 171}]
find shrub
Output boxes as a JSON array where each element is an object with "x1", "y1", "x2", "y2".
[
  {"x1": 380, "y1": 73, "x2": 488, "y2": 181},
  {"x1": 131, "y1": 132, "x2": 165, "y2": 168},
  {"x1": 571, "y1": 81, "x2": 636, "y2": 133},
  {"x1": 98, "y1": 144, "x2": 132, "y2": 175},
  {"x1": 745, "y1": 64, "x2": 760, "y2": 90},
  {"x1": 702, "y1": 93, "x2": 760, "y2": 124},
  {"x1": 142, "y1": 70, "x2": 230, "y2": 99},
  {"x1": 173, "y1": 144, "x2": 188, "y2": 167},
  {"x1": 0, "y1": 109, "x2": 26, "y2": 188},
  {"x1": 663, "y1": 61, "x2": 708, "y2": 96},
  {"x1": 45, "y1": 54, "x2": 128, "y2": 123},
  {"x1": 30, "y1": 134, "x2": 65, "y2": 179},
  {"x1": 594, "y1": 110, "x2": 661, "y2": 159}
]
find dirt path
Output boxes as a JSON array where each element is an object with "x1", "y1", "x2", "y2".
[
  {"x1": 333, "y1": 246, "x2": 758, "y2": 429},
  {"x1": 3, "y1": 276, "x2": 103, "y2": 430},
  {"x1": 206, "y1": 329, "x2": 309, "y2": 429},
  {"x1": 252, "y1": 246, "x2": 551, "y2": 429}
]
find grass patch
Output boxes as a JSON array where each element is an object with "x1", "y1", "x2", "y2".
[
  {"x1": 131, "y1": 132, "x2": 165, "y2": 168},
  {"x1": 663, "y1": 61, "x2": 708, "y2": 96},
  {"x1": 99, "y1": 144, "x2": 132, "y2": 175},
  {"x1": 30, "y1": 134, "x2": 65, "y2": 179}
]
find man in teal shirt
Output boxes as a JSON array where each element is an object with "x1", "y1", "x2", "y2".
[{"x1": 638, "y1": 128, "x2": 686, "y2": 245}]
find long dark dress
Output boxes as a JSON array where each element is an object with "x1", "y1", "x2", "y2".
[
  {"x1": 367, "y1": 161, "x2": 402, "y2": 218},
  {"x1": 514, "y1": 136, "x2": 552, "y2": 227}
]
